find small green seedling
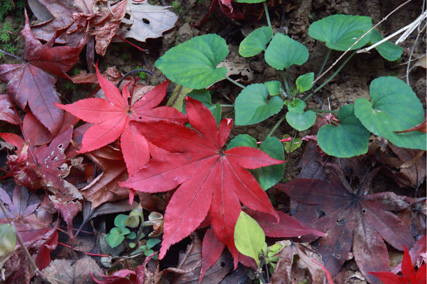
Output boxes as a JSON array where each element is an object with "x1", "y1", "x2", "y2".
[{"x1": 106, "y1": 214, "x2": 136, "y2": 248}]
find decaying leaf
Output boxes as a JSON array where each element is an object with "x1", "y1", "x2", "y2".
[
  {"x1": 0, "y1": 94, "x2": 20, "y2": 125},
  {"x1": 276, "y1": 164, "x2": 415, "y2": 284},
  {"x1": 115, "y1": 0, "x2": 178, "y2": 42}
]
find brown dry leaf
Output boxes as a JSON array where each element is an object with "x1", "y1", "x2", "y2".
[
  {"x1": 270, "y1": 241, "x2": 329, "y2": 284},
  {"x1": 413, "y1": 54, "x2": 426, "y2": 69},
  {"x1": 170, "y1": 233, "x2": 233, "y2": 284},
  {"x1": 115, "y1": 0, "x2": 178, "y2": 42},
  {"x1": 81, "y1": 145, "x2": 129, "y2": 208},
  {"x1": 42, "y1": 256, "x2": 103, "y2": 284},
  {"x1": 376, "y1": 144, "x2": 426, "y2": 188}
]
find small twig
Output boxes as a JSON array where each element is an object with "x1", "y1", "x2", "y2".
[
  {"x1": 226, "y1": 76, "x2": 245, "y2": 89},
  {"x1": 116, "y1": 69, "x2": 154, "y2": 88},
  {"x1": 0, "y1": 48, "x2": 24, "y2": 61},
  {"x1": 314, "y1": 0, "x2": 412, "y2": 85}
]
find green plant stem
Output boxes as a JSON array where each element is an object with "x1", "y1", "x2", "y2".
[
  {"x1": 226, "y1": 76, "x2": 245, "y2": 89},
  {"x1": 281, "y1": 71, "x2": 290, "y2": 95},
  {"x1": 266, "y1": 115, "x2": 286, "y2": 138},
  {"x1": 304, "y1": 51, "x2": 356, "y2": 101},
  {"x1": 220, "y1": 104, "x2": 234, "y2": 107},
  {"x1": 263, "y1": 1, "x2": 272, "y2": 29},
  {"x1": 316, "y1": 49, "x2": 331, "y2": 79},
  {"x1": 0, "y1": 201, "x2": 47, "y2": 280},
  {"x1": 0, "y1": 47, "x2": 23, "y2": 61}
]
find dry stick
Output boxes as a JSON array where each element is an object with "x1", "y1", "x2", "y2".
[
  {"x1": 357, "y1": 10, "x2": 427, "y2": 53},
  {"x1": 312, "y1": 0, "x2": 412, "y2": 86},
  {"x1": 0, "y1": 201, "x2": 47, "y2": 280}
]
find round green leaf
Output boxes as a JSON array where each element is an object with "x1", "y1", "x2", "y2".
[
  {"x1": 234, "y1": 211, "x2": 266, "y2": 267},
  {"x1": 253, "y1": 137, "x2": 285, "y2": 190},
  {"x1": 264, "y1": 80, "x2": 282, "y2": 96},
  {"x1": 285, "y1": 98, "x2": 306, "y2": 114},
  {"x1": 235, "y1": 84, "x2": 283, "y2": 125},
  {"x1": 286, "y1": 110, "x2": 316, "y2": 131},
  {"x1": 106, "y1": 228, "x2": 125, "y2": 248},
  {"x1": 354, "y1": 77, "x2": 425, "y2": 150},
  {"x1": 114, "y1": 214, "x2": 129, "y2": 228},
  {"x1": 227, "y1": 134, "x2": 257, "y2": 150},
  {"x1": 265, "y1": 33, "x2": 309, "y2": 70},
  {"x1": 146, "y1": 238, "x2": 161, "y2": 249},
  {"x1": 239, "y1": 27, "x2": 273, "y2": 57},
  {"x1": 308, "y1": 15, "x2": 372, "y2": 51},
  {"x1": 296, "y1": 72, "x2": 314, "y2": 93},
  {"x1": 155, "y1": 34, "x2": 229, "y2": 89},
  {"x1": 127, "y1": 232, "x2": 137, "y2": 239},
  {"x1": 369, "y1": 29, "x2": 403, "y2": 61},
  {"x1": 318, "y1": 104, "x2": 370, "y2": 157}
]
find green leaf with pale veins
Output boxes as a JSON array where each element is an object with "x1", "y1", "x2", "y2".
[
  {"x1": 309, "y1": 15, "x2": 372, "y2": 51},
  {"x1": 235, "y1": 84, "x2": 283, "y2": 125},
  {"x1": 155, "y1": 34, "x2": 229, "y2": 89},
  {"x1": 318, "y1": 104, "x2": 370, "y2": 157},
  {"x1": 239, "y1": 26, "x2": 273, "y2": 57},
  {"x1": 369, "y1": 29, "x2": 403, "y2": 61},
  {"x1": 265, "y1": 33, "x2": 309, "y2": 70},
  {"x1": 354, "y1": 77, "x2": 426, "y2": 150}
]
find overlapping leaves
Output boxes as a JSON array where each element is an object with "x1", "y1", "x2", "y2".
[{"x1": 120, "y1": 97, "x2": 284, "y2": 263}]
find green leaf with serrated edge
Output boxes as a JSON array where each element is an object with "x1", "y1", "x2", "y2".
[
  {"x1": 369, "y1": 29, "x2": 403, "y2": 61},
  {"x1": 282, "y1": 134, "x2": 302, "y2": 153},
  {"x1": 239, "y1": 26, "x2": 273, "y2": 57},
  {"x1": 286, "y1": 110, "x2": 316, "y2": 131},
  {"x1": 155, "y1": 34, "x2": 229, "y2": 89},
  {"x1": 318, "y1": 104, "x2": 370, "y2": 157},
  {"x1": 265, "y1": 34, "x2": 309, "y2": 70},
  {"x1": 285, "y1": 98, "x2": 306, "y2": 114},
  {"x1": 147, "y1": 238, "x2": 161, "y2": 249},
  {"x1": 114, "y1": 214, "x2": 129, "y2": 228},
  {"x1": 234, "y1": 211, "x2": 266, "y2": 267},
  {"x1": 227, "y1": 134, "x2": 257, "y2": 150},
  {"x1": 264, "y1": 80, "x2": 282, "y2": 96},
  {"x1": 253, "y1": 137, "x2": 285, "y2": 190},
  {"x1": 308, "y1": 15, "x2": 372, "y2": 51},
  {"x1": 354, "y1": 77, "x2": 426, "y2": 150},
  {"x1": 296, "y1": 73, "x2": 314, "y2": 93},
  {"x1": 106, "y1": 228, "x2": 125, "y2": 248},
  {"x1": 188, "y1": 89, "x2": 222, "y2": 125},
  {"x1": 235, "y1": 84, "x2": 283, "y2": 125}
]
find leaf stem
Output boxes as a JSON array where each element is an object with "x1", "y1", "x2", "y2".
[
  {"x1": 226, "y1": 76, "x2": 245, "y2": 89},
  {"x1": 281, "y1": 71, "x2": 290, "y2": 95},
  {"x1": 309, "y1": 109, "x2": 339, "y2": 113},
  {"x1": 304, "y1": 51, "x2": 356, "y2": 101},
  {"x1": 116, "y1": 69, "x2": 154, "y2": 88},
  {"x1": 220, "y1": 104, "x2": 234, "y2": 107},
  {"x1": 0, "y1": 201, "x2": 47, "y2": 280},
  {"x1": 263, "y1": 1, "x2": 272, "y2": 29},
  {"x1": 266, "y1": 115, "x2": 287, "y2": 138},
  {"x1": 316, "y1": 49, "x2": 331, "y2": 79},
  {"x1": 0, "y1": 48, "x2": 24, "y2": 61}
]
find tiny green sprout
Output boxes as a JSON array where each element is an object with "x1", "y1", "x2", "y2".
[
  {"x1": 138, "y1": 71, "x2": 147, "y2": 80},
  {"x1": 106, "y1": 214, "x2": 134, "y2": 248}
]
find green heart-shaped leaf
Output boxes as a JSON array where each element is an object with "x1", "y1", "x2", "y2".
[
  {"x1": 155, "y1": 34, "x2": 229, "y2": 89},
  {"x1": 234, "y1": 211, "x2": 266, "y2": 267},
  {"x1": 354, "y1": 77, "x2": 425, "y2": 150},
  {"x1": 227, "y1": 134, "x2": 258, "y2": 150},
  {"x1": 369, "y1": 29, "x2": 403, "y2": 61},
  {"x1": 114, "y1": 214, "x2": 129, "y2": 228},
  {"x1": 296, "y1": 73, "x2": 314, "y2": 93},
  {"x1": 264, "y1": 80, "x2": 282, "y2": 96},
  {"x1": 285, "y1": 98, "x2": 306, "y2": 114},
  {"x1": 235, "y1": 84, "x2": 283, "y2": 125},
  {"x1": 318, "y1": 104, "x2": 370, "y2": 157},
  {"x1": 265, "y1": 33, "x2": 309, "y2": 70},
  {"x1": 106, "y1": 228, "x2": 125, "y2": 248},
  {"x1": 253, "y1": 137, "x2": 285, "y2": 190},
  {"x1": 308, "y1": 15, "x2": 372, "y2": 51},
  {"x1": 286, "y1": 110, "x2": 316, "y2": 131},
  {"x1": 239, "y1": 26, "x2": 273, "y2": 57}
]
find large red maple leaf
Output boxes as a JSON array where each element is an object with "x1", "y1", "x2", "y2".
[
  {"x1": 120, "y1": 97, "x2": 283, "y2": 263},
  {"x1": 56, "y1": 67, "x2": 187, "y2": 175},
  {"x1": 0, "y1": 12, "x2": 84, "y2": 134}
]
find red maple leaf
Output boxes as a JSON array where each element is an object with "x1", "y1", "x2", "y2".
[
  {"x1": 0, "y1": 12, "x2": 84, "y2": 134},
  {"x1": 275, "y1": 164, "x2": 415, "y2": 284},
  {"x1": 370, "y1": 246, "x2": 426, "y2": 284},
  {"x1": 56, "y1": 67, "x2": 187, "y2": 175},
  {"x1": 120, "y1": 97, "x2": 283, "y2": 264}
]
